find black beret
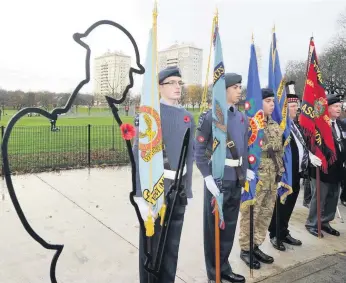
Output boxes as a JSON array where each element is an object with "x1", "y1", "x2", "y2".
[
  {"x1": 159, "y1": 66, "x2": 181, "y2": 84},
  {"x1": 327, "y1": 94, "x2": 342, "y2": 106},
  {"x1": 225, "y1": 73, "x2": 242, "y2": 89},
  {"x1": 262, "y1": 88, "x2": 274, "y2": 99}
]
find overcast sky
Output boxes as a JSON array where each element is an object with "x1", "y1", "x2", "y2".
[{"x1": 1, "y1": 0, "x2": 345, "y2": 94}]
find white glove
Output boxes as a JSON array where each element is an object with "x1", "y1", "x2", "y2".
[
  {"x1": 204, "y1": 175, "x2": 220, "y2": 197},
  {"x1": 309, "y1": 152, "x2": 322, "y2": 167},
  {"x1": 134, "y1": 197, "x2": 154, "y2": 220},
  {"x1": 246, "y1": 169, "x2": 255, "y2": 181}
]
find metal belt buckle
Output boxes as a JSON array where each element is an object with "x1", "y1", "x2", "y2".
[{"x1": 227, "y1": 140, "x2": 235, "y2": 148}]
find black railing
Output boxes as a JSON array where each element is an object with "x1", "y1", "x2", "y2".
[{"x1": 0, "y1": 124, "x2": 130, "y2": 174}]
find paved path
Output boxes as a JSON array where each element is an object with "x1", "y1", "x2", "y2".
[
  {"x1": 258, "y1": 252, "x2": 346, "y2": 283},
  {"x1": 0, "y1": 166, "x2": 345, "y2": 282}
]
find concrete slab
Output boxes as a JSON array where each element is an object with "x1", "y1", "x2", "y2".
[
  {"x1": 257, "y1": 252, "x2": 346, "y2": 283},
  {"x1": 0, "y1": 165, "x2": 345, "y2": 282}
]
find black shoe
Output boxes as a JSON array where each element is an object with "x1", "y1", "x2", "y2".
[
  {"x1": 282, "y1": 234, "x2": 302, "y2": 246},
  {"x1": 270, "y1": 237, "x2": 286, "y2": 251},
  {"x1": 341, "y1": 200, "x2": 346, "y2": 207},
  {"x1": 322, "y1": 224, "x2": 340, "y2": 236},
  {"x1": 303, "y1": 202, "x2": 310, "y2": 208},
  {"x1": 305, "y1": 226, "x2": 324, "y2": 238},
  {"x1": 253, "y1": 246, "x2": 274, "y2": 264},
  {"x1": 221, "y1": 272, "x2": 246, "y2": 283},
  {"x1": 240, "y1": 250, "x2": 260, "y2": 269}
]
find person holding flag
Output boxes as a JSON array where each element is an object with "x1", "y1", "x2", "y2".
[
  {"x1": 268, "y1": 81, "x2": 322, "y2": 251},
  {"x1": 305, "y1": 93, "x2": 345, "y2": 237},
  {"x1": 239, "y1": 88, "x2": 285, "y2": 269},
  {"x1": 238, "y1": 39, "x2": 265, "y2": 274},
  {"x1": 299, "y1": 37, "x2": 340, "y2": 238},
  {"x1": 131, "y1": 3, "x2": 195, "y2": 282},
  {"x1": 194, "y1": 12, "x2": 250, "y2": 283}
]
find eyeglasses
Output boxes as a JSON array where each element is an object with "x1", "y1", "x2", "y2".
[{"x1": 160, "y1": 80, "x2": 185, "y2": 87}]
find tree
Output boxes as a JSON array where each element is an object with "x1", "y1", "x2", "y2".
[
  {"x1": 131, "y1": 93, "x2": 141, "y2": 107},
  {"x1": 337, "y1": 7, "x2": 346, "y2": 40},
  {"x1": 319, "y1": 41, "x2": 346, "y2": 96},
  {"x1": 241, "y1": 86, "x2": 247, "y2": 100},
  {"x1": 186, "y1": 84, "x2": 203, "y2": 110},
  {"x1": 284, "y1": 60, "x2": 307, "y2": 98},
  {"x1": 179, "y1": 85, "x2": 188, "y2": 107}
]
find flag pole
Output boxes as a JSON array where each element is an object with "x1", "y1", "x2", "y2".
[
  {"x1": 305, "y1": 37, "x2": 322, "y2": 239},
  {"x1": 213, "y1": 10, "x2": 221, "y2": 283},
  {"x1": 213, "y1": 9, "x2": 221, "y2": 283},
  {"x1": 248, "y1": 33, "x2": 255, "y2": 279},
  {"x1": 272, "y1": 25, "x2": 282, "y2": 252},
  {"x1": 148, "y1": 3, "x2": 157, "y2": 283},
  {"x1": 316, "y1": 166, "x2": 322, "y2": 238},
  {"x1": 215, "y1": 202, "x2": 221, "y2": 283}
]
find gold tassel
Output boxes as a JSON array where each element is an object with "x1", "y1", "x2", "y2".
[
  {"x1": 159, "y1": 203, "x2": 167, "y2": 226},
  {"x1": 145, "y1": 215, "x2": 154, "y2": 237}
]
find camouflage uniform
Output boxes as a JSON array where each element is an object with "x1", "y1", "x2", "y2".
[{"x1": 239, "y1": 116, "x2": 284, "y2": 250}]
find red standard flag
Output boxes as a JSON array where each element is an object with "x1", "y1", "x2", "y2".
[{"x1": 299, "y1": 37, "x2": 336, "y2": 173}]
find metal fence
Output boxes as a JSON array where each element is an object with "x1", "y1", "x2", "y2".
[{"x1": 0, "y1": 125, "x2": 130, "y2": 174}]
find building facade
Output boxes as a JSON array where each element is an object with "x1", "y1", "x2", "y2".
[
  {"x1": 93, "y1": 51, "x2": 131, "y2": 105},
  {"x1": 158, "y1": 43, "x2": 203, "y2": 86}
]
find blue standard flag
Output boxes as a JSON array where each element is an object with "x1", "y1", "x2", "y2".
[
  {"x1": 268, "y1": 28, "x2": 292, "y2": 203},
  {"x1": 210, "y1": 16, "x2": 227, "y2": 230},
  {"x1": 241, "y1": 41, "x2": 264, "y2": 209}
]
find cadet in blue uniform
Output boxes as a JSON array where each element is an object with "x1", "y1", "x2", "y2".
[
  {"x1": 133, "y1": 66, "x2": 195, "y2": 283},
  {"x1": 195, "y1": 73, "x2": 253, "y2": 283}
]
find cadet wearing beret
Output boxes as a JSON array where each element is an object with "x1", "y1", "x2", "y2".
[
  {"x1": 239, "y1": 88, "x2": 284, "y2": 269},
  {"x1": 133, "y1": 66, "x2": 196, "y2": 283},
  {"x1": 305, "y1": 93, "x2": 346, "y2": 237},
  {"x1": 195, "y1": 72, "x2": 251, "y2": 283}
]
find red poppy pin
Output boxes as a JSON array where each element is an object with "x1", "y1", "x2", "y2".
[
  {"x1": 120, "y1": 123, "x2": 136, "y2": 140},
  {"x1": 184, "y1": 115, "x2": 190, "y2": 123}
]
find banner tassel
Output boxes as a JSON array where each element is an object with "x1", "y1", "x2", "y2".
[
  {"x1": 145, "y1": 215, "x2": 155, "y2": 237},
  {"x1": 159, "y1": 203, "x2": 167, "y2": 226}
]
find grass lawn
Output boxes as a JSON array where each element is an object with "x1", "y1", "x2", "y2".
[{"x1": 0, "y1": 107, "x2": 202, "y2": 173}]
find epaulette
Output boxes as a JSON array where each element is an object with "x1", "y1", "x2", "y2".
[
  {"x1": 134, "y1": 113, "x2": 139, "y2": 126},
  {"x1": 197, "y1": 109, "x2": 211, "y2": 129}
]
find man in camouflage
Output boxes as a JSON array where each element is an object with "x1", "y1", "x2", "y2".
[{"x1": 239, "y1": 88, "x2": 285, "y2": 269}]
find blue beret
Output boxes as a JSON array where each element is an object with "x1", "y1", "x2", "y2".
[
  {"x1": 159, "y1": 66, "x2": 182, "y2": 84},
  {"x1": 262, "y1": 88, "x2": 274, "y2": 99},
  {"x1": 225, "y1": 73, "x2": 242, "y2": 89}
]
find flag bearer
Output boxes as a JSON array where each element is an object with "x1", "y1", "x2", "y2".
[
  {"x1": 195, "y1": 73, "x2": 250, "y2": 283},
  {"x1": 133, "y1": 66, "x2": 195, "y2": 283}
]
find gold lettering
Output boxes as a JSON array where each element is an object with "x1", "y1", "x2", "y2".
[
  {"x1": 142, "y1": 174, "x2": 165, "y2": 205},
  {"x1": 301, "y1": 104, "x2": 315, "y2": 119},
  {"x1": 142, "y1": 144, "x2": 163, "y2": 162},
  {"x1": 277, "y1": 79, "x2": 286, "y2": 102},
  {"x1": 306, "y1": 79, "x2": 314, "y2": 88},
  {"x1": 323, "y1": 115, "x2": 330, "y2": 124},
  {"x1": 212, "y1": 138, "x2": 220, "y2": 152},
  {"x1": 315, "y1": 130, "x2": 322, "y2": 146},
  {"x1": 213, "y1": 66, "x2": 225, "y2": 84}
]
